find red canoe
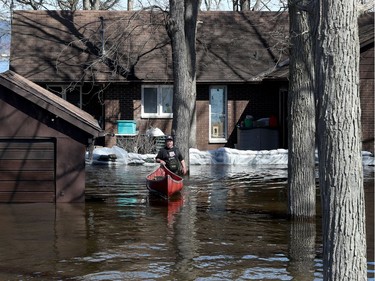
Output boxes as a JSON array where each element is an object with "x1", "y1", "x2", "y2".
[{"x1": 146, "y1": 165, "x2": 183, "y2": 197}]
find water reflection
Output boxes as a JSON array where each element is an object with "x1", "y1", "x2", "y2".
[
  {"x1": 0, "y1": 164, "x2": 373, "y2": 280},
  {"x1": 0, "y1": 204, "x2": 87, "y2": 280}
]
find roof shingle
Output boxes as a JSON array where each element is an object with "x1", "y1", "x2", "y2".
[{"x1": 10, "y1": 10, "x2": 290, "y2": 83}]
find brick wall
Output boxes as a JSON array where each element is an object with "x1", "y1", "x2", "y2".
[
  {"x1": 104, "y1": 83, "x2": 173, "y2": 147},
  {"x1": 104, "y1": 83, "x2": 138, "y2": 147},
  {"x1": 104, "y1": 82, "x2": 285, "y2": 150},
  {"x1": 360, "y1": 45, "x2": 374, "y2": 153},
  {"x1": 196, "y1": 84, "x2": 282, "y2": 150},
  {"x1": 99, "y1": 71, "x2": 375, "y2": 155}
]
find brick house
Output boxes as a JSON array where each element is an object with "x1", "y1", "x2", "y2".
[
  {"x1": 9, "y1": 10, "x2": 374, "y2": 152},
  {"x1": 358, "y1": 15, "x2": 375, "y2": 153}
]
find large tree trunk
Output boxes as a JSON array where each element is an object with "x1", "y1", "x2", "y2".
[
  {"x1": 127, "y1": 0, "x2": 133, "y2": 10},
  {"x1": 287, "y1": 221, "x2": 316, "y2": 280},
  {"x1": 315, "y1": 1, "x2": 367, "y2": 279},
  {"x1": 93, "y1": 0, "x2": 100, "y2": 10},
  {"x1": 168, "y1": 0, "x2": 198, "y2": 171},
  {"x1": 287, "y1": 0, "x2": 316, "y2": 219},
  {"x1": 83, "y1": 0, "x2": 90, "y2": 9},
  {"x1": 240, "y1": 0, "x2": 250, "y2": 10}
]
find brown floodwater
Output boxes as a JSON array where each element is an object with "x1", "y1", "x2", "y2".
[{"x1": 0, "y1": 164, "x2": 373, "y2": 281}]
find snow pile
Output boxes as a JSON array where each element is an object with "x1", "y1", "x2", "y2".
[
  {"x1": 87, "y1": 146, "x2": 156, "y2": 166},
  {"x1": 86, "y1": 146, "x2": 374, "y2": 167},
  {"x1": 362, "y1": 151, "x2": 374, "y2": 166},
  {"x1": 190, "y1": 148, "x2": 374, "y2": 166},
  {"x1": 88, "y1": 146, "x2": 128, "y2": 165},
  {"x1": 189, "y1": 147, "x2": 289, "y2": 165},
  {"x1": 146, "y1": 127, "x2": 165, "y2": 137}
]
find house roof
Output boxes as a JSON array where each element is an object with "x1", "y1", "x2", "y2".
[
  {"x1": 0, "y1": 70, "x2": 103, "y2": 137},
  {"x1": 9, "y1": 10, "x2": 289, "y2": 84},
  {"x1": 264, "y1": 12, "x2": 374, "y2": 81}
]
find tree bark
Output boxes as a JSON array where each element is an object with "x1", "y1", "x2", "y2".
[
  {"x1": 93, "y1": 0, "x2": 100, "y2": 10},
  {"x1": 287, "y1": 221, "x2": 316, "y2": 280},
  {"x1": 127, "y1": 0, "x2": 133, "y2": 10},
  {"x1": 83, "y1": 0, "x2": 90, "y2": 9},
  {"x1": 287, "y1": 0, "x2": 316, "y2": 219},
  {"x1": 168, "y1": 0, "x2": 198, "y2": 171},
  {"x1": 315, "y1": 1, "x2": 367, "y2": 279},
  {"x1": 240, "y1": 0, "x2": 250, "y2": 10}
]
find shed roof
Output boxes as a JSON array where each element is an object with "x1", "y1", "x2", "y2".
[
  {"x1": 9, "y1": 10, "x2": 289, "y2": 83},
  {"x1": 0, "y1": 70, "x2": 102, "y2": 137}
]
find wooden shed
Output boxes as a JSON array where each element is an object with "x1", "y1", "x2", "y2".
[{"x1": 0, "y1": 71, "x2": 103, "y2": 203}]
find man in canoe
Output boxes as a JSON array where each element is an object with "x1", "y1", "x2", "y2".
[{"x1": 155, "y1": 135, "x2": 187, "y2": 176}]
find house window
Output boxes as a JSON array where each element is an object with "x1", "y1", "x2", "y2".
[
  {"x1": 142, "y1": 85, "x2": 173, "y2": 118},
  {"x1": 47, "y1": 85, "x2": 82, "y2": 109},
  {"x1": 209, "y1": 86, "x2": 227, "y2": 143}
]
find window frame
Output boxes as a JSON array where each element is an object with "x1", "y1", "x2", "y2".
[
  {"x1": 209, "y1": 85, "x2": 228, "y2": 143},
  {"x1": 141, "y1": 85, "x2": 173, "y2": 118}
]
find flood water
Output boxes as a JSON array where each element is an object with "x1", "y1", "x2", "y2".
[{"x1": 0, "y1": 164, "x2": 373, "y2": 281}]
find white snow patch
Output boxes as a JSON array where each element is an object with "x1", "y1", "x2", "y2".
[{"x1": 86, "y1": 146, "x2": 374, "y2": 167}]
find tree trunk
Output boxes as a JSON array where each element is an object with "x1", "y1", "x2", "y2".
[
  {"x1": 315, "y1": 1, "x2": 367, "y2": 279},
  {"x1": 252, "y1": 0, "x2": 262, "y2": 11},
  {"x1": 127, "y1": 0, "x2": 133, "y2": 10},
  {"x1": 168, "y1": 0, "x2": 198, "y2": 171},
  {"x1": 240, "y1": 0, "x2": 250, "y2": 10},
  {"x1": 287, "y1": 221, "x2": 316, "y2": 280},
  {"x1": 93, "y1": 0, "x2": 100, "y2": 10},
  {"x1": 83, "y1": 0, "x2": 90, "y2": 10},
  {"x1": 287, "y1": 0, "x2": 316, "y2": 219}
]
